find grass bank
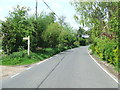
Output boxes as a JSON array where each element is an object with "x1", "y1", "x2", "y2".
[
  {"x1": 0, "y1": 47, "x2": 72, "y2": 66},
  {"x1": 0, "y1": 39, "x2": 2, "y2": 50}
]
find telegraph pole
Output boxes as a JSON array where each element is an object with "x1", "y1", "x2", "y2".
[
  {"x1": 36, "y1": 0, "x2": 38, "y2": 19},
  {"x1": 35, "y1": 0, "x2": 38, "y2": 48}
]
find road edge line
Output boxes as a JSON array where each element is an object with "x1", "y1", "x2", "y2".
[
  {"x1": 26, "y1": 67, "x2": 32, "y2": 70},
  {"x1": 35, "y1": 48, "x2": 71, "y2": 66},
  {"x1": 36, "y1": 58, "x2": 49, "y2": 65},
  {"x1": 11, "y1": 73, "x2": 20, "y2": 78},
  {"x1": 88, "y1": 51, "x2": 118, "y2": 84}
]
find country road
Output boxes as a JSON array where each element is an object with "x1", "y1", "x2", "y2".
[{"x1": 2, "y1": 46, "x2": 118, "y2": 88}]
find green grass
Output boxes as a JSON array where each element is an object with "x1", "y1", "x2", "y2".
[
  {"x1": 0, "y1": 47, "x2": 71, "y2": 66},
  {"x1": 0, "y1": 39, "x2": 2, "y2": 50}
]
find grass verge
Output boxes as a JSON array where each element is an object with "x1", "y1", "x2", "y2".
[
  {"x1": 0, "y1": 47, "x2": 72, "y2": 66},
  {"x1": 0, "y1": 39, "x2": 2, "y2": 50}
]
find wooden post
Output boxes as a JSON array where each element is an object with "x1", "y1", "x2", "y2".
[
  {"x1": 28, "y1": 36, "x2": 30, "y2": 55},
  {"x1": 23, "y1": 36, "x2": 30, "y2": 55}
]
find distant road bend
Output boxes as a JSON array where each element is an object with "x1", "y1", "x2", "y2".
[{"x1": 2, "y1": 46, "x2": 118, "y2": 88}]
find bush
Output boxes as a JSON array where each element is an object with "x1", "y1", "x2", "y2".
[
  {"x1": 73, "y1": 41, "x2": 80, "y2": 47},
  {"x1": 1, "y1": 50, "x2": 43, "y2": 65},
  {"x1": 90, "y1": 37, "x2": 119, "y2": 72},
  {"x1": 1, "y1": 47, "x2": 74, "y2": 65}
]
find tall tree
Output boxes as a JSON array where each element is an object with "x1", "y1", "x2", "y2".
[
  {"x1": 42, "y1": 22, "x2": 62, "y2": 48},
  {"x1": 31, "y1": 12, "x2": 56, "y2": 49},
  {"x1": 1, "y1": 5, "x2": 34, "y2": 54},
  {"x1": 71, "y1": 1, "x2": 119, "y2": 69}
]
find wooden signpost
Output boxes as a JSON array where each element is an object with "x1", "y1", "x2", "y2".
[{"x1": 23, "y1": 36, "x2": 30, "y2": 55}]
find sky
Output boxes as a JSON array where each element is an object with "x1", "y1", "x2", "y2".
[{"x1": 0, "y1": 0, "x2": 80, "y2": 30}]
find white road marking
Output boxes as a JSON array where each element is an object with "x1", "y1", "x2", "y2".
[
  {"x1": 26, "y1": 67, "x2": 32, "y2": 70},
  {"x1": 36, "y1": 52, "x2": 61, "y2": 65},
  {"x1": 11, "y1": 73, "x2": 20, "y2": 78},
  {"x1": 36, "y1": 59, "x2": 49, "y2": 65},
  {"x1": 49, "y1": 57, "x2": 52, "y2": 59},
  {"x1": 44, "y1": 59, "x2": 49, "y2": 61},
  {"x1": 36, "y1": 61, "x2": 43, "y2": 65},
  {"x1": 10, "y1": 55, "x2": 58, "y2": 78},
  {"x1": 88, "y1": 51, "x2": 118, "y2": 83}
]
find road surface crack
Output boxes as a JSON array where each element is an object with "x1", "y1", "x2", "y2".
[{"x1": 36, "y1": 55, "x2": 66, "y2": 89}]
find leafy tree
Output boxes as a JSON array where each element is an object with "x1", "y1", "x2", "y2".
[
  {"x1": 1, "y1": 4, "x2": 80, "y2": 55},
  {"x1": 1, "y1": 5, "x2": 34, "y2": 54},
  {"x1": 58, "y1": 16, "x2": 66, "y2": 26},
  {"x1": 76, "y1": 27, "x2": 85, "y2": 38},
  {"x1": 31, "y1": 12, "x2": 56, "y2": 49},
  {"x1": 0, "y1": 21, "x2": 2, "y2": 37},
  {"x1": 42, "y1": 22, "x2": 62, "y2": 48},
  {"x1": 71, "y1": 1, "x2": 119, "y2": 70},
  {"x1": 58, "y1": 27, "x2": 76, "y2": 48}
]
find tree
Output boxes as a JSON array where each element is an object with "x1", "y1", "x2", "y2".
[
  {"x1": 58, "y1": 27, "x2": 76, "y2": 47},
  {"x1": 77, "y1": 27, "x2": 85, "y2": 38},
  {"x1": 58, "y1": 16, "x2": 66, "y2": 26},
  {"x1": 71, "y1": 1, "x2": 119, "y2": 70},
  {"x1": 30, "y1": 12, "x2": 56, "y2": 49},
  {"x1": 0, "y1": 20, "x2": 2, "y2": 37},
  {"x1": 1, "y1": 5, "x2": 34, "y2": 54},
  {"x1": 42, "y1": 22, "x2": 62, "y2": 48},
  {"x1": 71, "y1": 1, "x2": 119, "y2": 40}
]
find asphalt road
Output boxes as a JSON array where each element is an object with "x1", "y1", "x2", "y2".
[{"x1": 2, "y1": 46, "x2": 118, "y2": 88}]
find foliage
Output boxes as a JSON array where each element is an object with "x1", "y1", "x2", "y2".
[
  {"x1": 90, "y1": 38, "x2": 118, "y2": 70},
  {"x1": 1, "y1": 50, "x2": 41, "y2": 65},
  {"x1": 1, "y1": 5, "x2": 34, "y2": 54},
  {"x1": 58, "y1": 28, "x2": 76, "y2": 48},
  {"x1": 1, "y1": 5, "x2": 81, "y2": 65},
  {"x1": 1, "y1": 47, "x2": 71, "y2": 65},
  {"x1": 42, "y1": 22, "x2": 62, "y2": 48},
  {"x1": 76, "y1": 27, "x2": 89, "y2": 46},
  {"x1": 0, "y1": 38, "x2": 2, "y2": 50},
  {"x1": 1, "y1": 5, "x2": 78, "y2": 54},
  {"x1": 31, "y1": 12, "x2": 56, "y2": 49},
  {"x1": 76, "y1": 27, "x2": 85, "y2": 37},
  {"x1": 71, "y1": 1, "x2": 119, "y2": 72},
  {"x1": 42, "y1": 22, "x2": 78, "y2": 48}
]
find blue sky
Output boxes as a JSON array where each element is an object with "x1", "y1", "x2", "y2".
[{"x1": 0, "y1": 0, "x2": 80, "y2": 30}]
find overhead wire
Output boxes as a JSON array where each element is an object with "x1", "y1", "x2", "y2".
[{"x1": 42, "y1": 0, "x2": 67, "y2": 26}]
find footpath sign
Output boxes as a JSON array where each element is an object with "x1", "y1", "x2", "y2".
[{"x1": 23, "y1": 36, "x2": 30, "y2": 55}]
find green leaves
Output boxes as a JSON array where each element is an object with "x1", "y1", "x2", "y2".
[
  {"x1": 2, "y1": 5, "x2": 79, "y2": 54},
  {"x1": 2, "y1": 5, "x2": 34, "y2": 54},
  {"x1": 42, "y1": 22, "x2": 62, "y2": 48},
  {"x1": 42, "y1": 22, "x2": 77, "y2": 48},
  {"x1": 72, "y1": 2, "x2": 119, "y2": 71}
]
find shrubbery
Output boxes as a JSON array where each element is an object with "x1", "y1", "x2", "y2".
[
  {"x1": 72, "y1": 1, "x2": 119, "y2": 72},
  {"x1": 0, "y1": 5, "x2": 82, "y2": 65},
  {"x1": 1, "y1": 47, "x2": 72, "y2": 65},
  {"x1": 90, "y1": 37, "x2": 119, "y2": 71},
  {"x1": 1, "y1": 5, "x2": 80, "y2": 55}
]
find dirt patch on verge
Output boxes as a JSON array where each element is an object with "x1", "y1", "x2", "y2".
[
  {"x1": 0, "y1": 63, "x2": 37, "y2": 80},
  {"x1": 0, "y1": 65, "x2": 27, "y2": 80}
]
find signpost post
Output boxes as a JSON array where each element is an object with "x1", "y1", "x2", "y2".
[{"x1": 23, "y1": 36, "x2": 30, "y2": 55}]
